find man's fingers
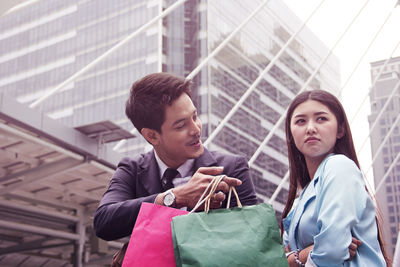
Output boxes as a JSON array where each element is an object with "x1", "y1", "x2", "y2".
[
  {"x1": 222, "y1": 176, "x2": 242, "y2": 187},
  {"x1": 208, "y1": 192, "x2": 224, "y2": 209},
  {"x1": 196, "y1": 166, "x2": 224, "y2": 176},
  {"x1": 193, "y1": 168, "x2": 241, "y2": 189},
  {"x1": 213, "y1": 192, "x2": 225, "y2": 202},
  {"x1": 215, "y1": 177, "x2": 241, "y2": 192},
  {"x1": 215, "y1": 181, "x2": 230, "y2": 193}
]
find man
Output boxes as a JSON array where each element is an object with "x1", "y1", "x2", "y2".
[{"x1": 94, "y1": 72, "x2": 257, "y2": 241}]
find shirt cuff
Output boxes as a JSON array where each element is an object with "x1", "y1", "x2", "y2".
[
  {"x1": 305, "y1": 253, "x2": 318, "y2": 267},
  {"x1": 286, "y1": 251, "x2": 295, "y2": 258}
]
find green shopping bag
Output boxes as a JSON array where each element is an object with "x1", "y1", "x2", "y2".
[{"x1": 171, "y1": 176, "x2": 288, "y2": 267}]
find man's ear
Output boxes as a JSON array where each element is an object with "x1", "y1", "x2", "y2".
[
  {"x1": 337, "y1": 124, "x2": 345, "y2": 139},
  {"x1": 141, "y1": 128, "x2": 160, "y2": 146}
]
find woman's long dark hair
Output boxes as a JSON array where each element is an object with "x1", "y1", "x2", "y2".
[{"x1": 280, "y1": 89, "x2": 390, "y2": 266}]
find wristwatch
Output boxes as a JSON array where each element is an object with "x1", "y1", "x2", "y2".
[{"x1": 163, "y1": 189, "x2": 176, "y2": 207}]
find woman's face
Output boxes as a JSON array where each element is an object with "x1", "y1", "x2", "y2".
[{"x1": 290, "y1": 100, "x2": 343, "y2": 164}]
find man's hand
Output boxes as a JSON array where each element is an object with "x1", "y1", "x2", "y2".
[{"x1": 173, "y1": 166, "x2": 242, "y2": 210}]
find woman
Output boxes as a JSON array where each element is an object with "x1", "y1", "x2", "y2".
[{"x1": 281, "y1": 90, "x2": 390, "y2": 266}]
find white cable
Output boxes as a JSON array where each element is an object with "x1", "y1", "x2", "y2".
[
  {"x1": 365, "y1": 113, "x2": 400, "y2": 178},
  {"x1": 268, "y1": 172, "x2": 289, "y2": 205},
  {"x1": 249, "y1": 0, "x2": 370, "y2": 167},
  {"x1": 350, "y1": 38, "x2": 400, "y2": 125},
  {"x1": 337, "y1": 4, "x2": 397, "y2": 97},
  {"x1": 186, "y1": 0, "x2": 271, "y2": 80},
  {"x1": 338, "y1": 1, "x2": 400, "y2": 196},
  {"x1": 357, "y1": 78, "x2": 400, "y2": 155},
  {"x1": 375, "y1": 152, "x2": 400, "y2": 194},
  {"x1": 113, "y1": 0, "x2": 271, "y2": 151},
  {"x1": 204, "y1": 0, "x2": 326, "y2": 147},
  {"x1": 262, "y1": 0, "x2": 370, "y2": 203}
]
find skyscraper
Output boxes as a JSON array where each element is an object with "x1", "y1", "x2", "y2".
[
  {"x1": 0, "y1": 0, "x2": 340, "y2": 265},
  {"x1": 0, "y1": 0, "x2": 340, "y2": 214},
  {"x1": 369, "y1": 55, "x2": 400, "y2": 258}
]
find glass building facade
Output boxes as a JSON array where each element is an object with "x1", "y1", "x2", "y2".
[
  {"x1": 0, "y1": 0, "x2": 340, "y2": 264},
  {"x1": 369, "y1": 56, "x2": 400, "y2": 258},
  {"x1": 0, "y1": 0, "x2": 340, "y2": 215}
]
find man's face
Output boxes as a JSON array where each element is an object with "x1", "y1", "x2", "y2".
[{"x1": 153, "y1": 93, "x2": 204, "y2": 168}]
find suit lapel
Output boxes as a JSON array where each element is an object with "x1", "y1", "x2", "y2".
[
  {"x1": 137, "y1": 148, "x2": 216, "y2": 195},
  {"x1": 138, "y1": 150, "x2": 163, "y2": 194}
]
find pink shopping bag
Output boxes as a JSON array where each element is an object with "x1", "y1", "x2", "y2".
[{"x1": 122, "y1": 202, "x2": 188, "y2": 267}]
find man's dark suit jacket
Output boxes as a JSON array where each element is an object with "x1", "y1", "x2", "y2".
[{"x1": 93, "y1": 148, "x2": 257, "y2": 241}]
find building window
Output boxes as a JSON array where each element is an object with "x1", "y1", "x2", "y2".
[{"x1": 387, "y1": 195, "x2": 393, "y2": 203}]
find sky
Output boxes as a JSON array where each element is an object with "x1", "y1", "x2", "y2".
[{"x1": 282, "y1": 0, "x2": 400, "y2": 189}]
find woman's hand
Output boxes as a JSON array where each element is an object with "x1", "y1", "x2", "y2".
[
  {"x1": 348, "y1": 237, "x2": 362, "y2": 260},
  {"x1": 286, "y1": 237, "x2": 361, "y2": 266}
]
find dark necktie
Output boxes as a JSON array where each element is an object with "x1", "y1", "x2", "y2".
[{"x1": 162, "y1": 168, "x2": 179, "y2": 191}]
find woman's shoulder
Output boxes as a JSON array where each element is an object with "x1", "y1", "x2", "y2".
[
  {"x1": 324, "y1": 154, "x2": 358, "y2": 170},
  {"x1": 320, "y1": 154, "x2": 363, "y2": 186}
]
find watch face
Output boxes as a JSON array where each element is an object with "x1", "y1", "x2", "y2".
[{"x1": 164, "y1": 192, "x2": 175, "y2": 206}]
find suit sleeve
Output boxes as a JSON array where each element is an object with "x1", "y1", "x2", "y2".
[
  {"x1": 93, "y1": 158, "x2": 157, "y2": 241},
  {"x1": 225, "y1": 156, "x2": 258, "y2": 207},
  {"x1": 310, "y1": 155, "x2": 368, "y2": 266}
]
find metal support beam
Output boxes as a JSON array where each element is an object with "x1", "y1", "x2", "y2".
[
  {"x1": 0, "y1": 219, "x2": 80, "y2": 240},
  {"x1": 0, "y1": 199, "x2": 78, "y2": 223},
  {"x1": 0, "y1": 158, "x2": 85, "y2": 195},
  {"x1": 73, "y1": 209, "x2": 86, "y2": 267},
  {"x1": 0, "y1": 237, "x2": 72, "y2": 256},
  {"x1": 7, "y1": 191, "x2": 80, "y2": 211}
]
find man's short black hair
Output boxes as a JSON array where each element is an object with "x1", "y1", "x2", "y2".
[{"x1": 125, "y1": 72, "x2": 192, "y2": 133}]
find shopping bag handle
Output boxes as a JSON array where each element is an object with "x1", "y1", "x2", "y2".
[{"x1": 190, "y1": 175, "x2": 242, "y2": 214}]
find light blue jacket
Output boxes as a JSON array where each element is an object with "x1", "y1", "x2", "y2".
[{"x1": 282, "y1": 154, "x2": 386, "y2": 266}]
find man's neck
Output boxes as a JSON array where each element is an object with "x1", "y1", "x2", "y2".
[{"x1": 153, "y1": 150, "x2": 194, "y2": 179}]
